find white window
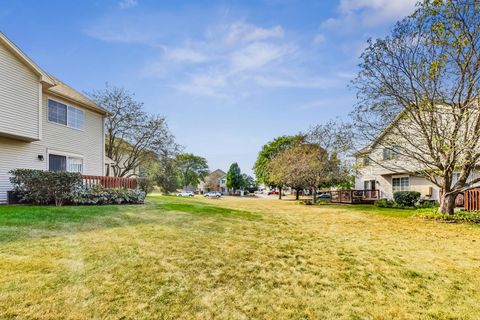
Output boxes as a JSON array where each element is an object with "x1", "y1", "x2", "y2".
[
  {"x1": 392, "y1": 177, "x2": 410, "y2": 192},
  {"x1": 383, "y1": 145, "x2": 400, "y2": 160},
  {"x1": 67, "y1": 106, "x2": 84, "y2": 129},
  {"x1": 68, "y1": 157, "x2": 83, "y2": 173},
  {"x1": 48, "y1": 154, "x2": 83, "y2": 173},
  {"x1": 452, "y1": 173, "x2": 461, "y2": 187},
  {"x1": 48, "y1": 99, "x2": 84, "y2": 130}
]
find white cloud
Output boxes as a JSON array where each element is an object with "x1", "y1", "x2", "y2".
[
  {"x1": 230, "y1": 42, "x2": 293, "y2": 71},
  {"x1": 119, "y1": 0, "x2": 138, "y2": 9},
  {"x1": 165, "y1": 48, "x2": 209, "y2": 63},
  {"x1": 224, "y1": 22, "x2": 284, "y2": 44},
  {"x1": 88, "y1": 16, "x2": 349, "y2": 99},
  {"x1": 312, "y1": 34, "x2": 325, "y2": 45},
  {"x1": 322, "y1": 0, "x2": 418, "y2": 31}
]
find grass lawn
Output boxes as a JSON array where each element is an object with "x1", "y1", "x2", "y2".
[{"x1": 0, "y1": 196, "x2": 479, "y2": 319}]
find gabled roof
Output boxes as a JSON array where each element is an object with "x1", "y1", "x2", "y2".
[
  {"x1": 0, "y1": 32, "x2": 108, "y2": 116},
  {"x1": 0, "y1": 32, "x2": 55, "y2": 86},
  {"x1": 210, "y1": 169, "x2": 226, "y2": 177},
  {"x1": 47, "y1": 76, "x2": 109, "y2": 115},
  {"x1": 355, "y1": 109, "x2": 406, "y2": 156}
]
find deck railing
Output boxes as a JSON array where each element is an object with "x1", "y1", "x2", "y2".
[
  {"x1": 82, "y1": 175, "x2": 137, "y2": 189},
  {"x1": 323, "y1": 190, "x2": 380, "y2": 204},
  {"x1": 464, "y1": 188, "x2": 480, "y2": 211}
]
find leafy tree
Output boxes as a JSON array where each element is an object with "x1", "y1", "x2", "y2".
[
  {"x1": 226, "y1": 163, "x2": 243, "y2": 192},
  {"x1": 90, "y1": 85, "x2": 177, "y2": 177},
  {"x1": 155, "y1": 152, "x2": 180, "y2": 194},
  {"x1": 254, "y1": 135, "x2": 304, "y2": 199},
  {"x1": 175, "y1": 154, "x2": 209, "y2": 190},
  {"x1": 137, "y1": 157, "x2": 159, "y2": 195},
  {"x1": 269, "y1": 143, "x2": 342, "y2": 203},
  {"x1": 240, "y1": 174, "x2": 257, "y2": 192},
  {"x1": 352, "y1": 0, "x2": 480, "y2": 214}
]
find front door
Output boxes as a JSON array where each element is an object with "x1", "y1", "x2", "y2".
[
  {"x1": 364, "y1": 180, "x2": 376, "y2": 199},
  {"x1": 364, "y1": 180, "x2": 375, "y2": 190}
]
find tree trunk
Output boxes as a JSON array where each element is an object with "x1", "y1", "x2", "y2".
[
  {"x1": 439, "y1": 192, "x2": 457, "y2": 215},
  {"x1": 278, "y1": 186, "x2": 282, "y2": 200},
  {"x1": 295, "y1": 188, "x2": 300, "y2": 200},
  {"x1": 312, "y1": 187, "x2": 317, "y2": 204}
]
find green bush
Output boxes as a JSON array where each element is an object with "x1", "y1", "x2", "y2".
[
  {"x1": 137, "y1": 177, "x2": 156, "y2": 195},
  {"x1": 393, "y1": 191, "x2": 421, "y2": 207},
  {"x1": 374, "y1": 198, "x2": 395, "y2": 208},
  {"x1": 73, "y1": 185, "x2": 145, "y2": 205},
  {"x1": 9, "y1": 169, "x2": 82, "y2": 206},
  {"x1": 9, "y1": 169, "x2": 145, "y2": 206},
  {"x1": 416, "y1": 199, "x2": 439, "y2": 208},
  {"x1": 415, "y1": 211, "x2": 480, "y2": 224}
]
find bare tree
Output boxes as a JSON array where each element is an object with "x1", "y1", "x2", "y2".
[
  {"x1": 352, "y1": 0, "x2": 480, "y2": 214},
  {"x1": 89, "y1": 85, "x2": 177, "y2": 177}
]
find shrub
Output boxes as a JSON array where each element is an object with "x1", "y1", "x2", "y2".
[
  {"x1": 374, "y1": 198, "x2": 395, "y2": 208},
  {"x1": 393, "y1": 191, "x2": 421, "y2": 207},
  {"x1": 415, "y1": 211, "x2": 480, "y2": 224},
  {"x1": 416, "y1": 199, "x2": 439, "y2": 209},
  {"x1": 9, "y1": 169, "x2": 82, "y2": 206},
  {"x1": 73, "y1": 186, "x2": 145, "y2": 205},
  {"x1": 137, "y1": 177, "x2": 156, "y2": 195}
]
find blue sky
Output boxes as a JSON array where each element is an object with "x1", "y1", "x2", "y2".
[{"x1": 0, "y1": 0, "x2": 417, "y2": 175}]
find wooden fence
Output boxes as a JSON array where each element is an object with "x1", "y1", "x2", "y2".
[
  {"x1": 82, "y1": 175, "x2": 137, "y2": 189},
  {"x1": 464, "y1": 188, "x2": 480, "y2": 211},
  {"x1": 323, "y1": 190, "x2": 380, "y2": 204}
]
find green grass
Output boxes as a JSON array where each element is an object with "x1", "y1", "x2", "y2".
[{"x1": 0, "y1": 196, "x2": 479, "y2": 319}]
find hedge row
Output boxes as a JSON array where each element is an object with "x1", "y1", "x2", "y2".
[{"x1": 9, "y1": 169, "x2": 145, "y2": 206}]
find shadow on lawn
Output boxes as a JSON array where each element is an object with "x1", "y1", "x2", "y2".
[{"x1": 0, "y1": 197, "x2": 259, "y2": 243}]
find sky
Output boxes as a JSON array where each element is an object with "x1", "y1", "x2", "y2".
[{"x1": 0, "y1": 0, "x2": 418, "y2": 175}]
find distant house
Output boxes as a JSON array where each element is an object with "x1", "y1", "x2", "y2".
[
  {"x1": 198, "y1": 169, "x2": 227, "y2": 194},
  {"x1": 0, "y1": 32, "x2": 108, "y2": 203}
]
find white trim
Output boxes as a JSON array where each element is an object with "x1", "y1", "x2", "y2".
[
  {"x1": 47, "y1": 98, "x2": 85, "y2": 131},
  {"x1": 38, "y1": 82, "x2": 42, "y2": 140},
  {"x1": 0, "y1": 32, "x2": 55, "y2": 86},
  {"x1": 47, "y1": 149, "x2": 84, "y2": 159},
  {"x1": 46, "y1": 150, "x2": 85, "y2": 174},
  {"x1": 392, "y1": 174, "x2": 410, "y2": 179},
  {"x1": 392, "y1": 176, "x2": 410, "y2": 192},
  {"x1": 102, "y1": 116, "x2": 106, "y2": 175}
]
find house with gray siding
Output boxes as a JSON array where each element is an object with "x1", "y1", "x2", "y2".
[{"x1": 0, "y1": 32, "x2": 108, "y2": 203}]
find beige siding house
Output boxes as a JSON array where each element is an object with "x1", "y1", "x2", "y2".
[
  {"x1": 355, "y1": 118, "x2": 480, "y2": 202},
  {"x1": 0, "y1": 32, "x2": 108, "y2": 203}
]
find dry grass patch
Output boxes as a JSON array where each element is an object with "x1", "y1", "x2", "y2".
[{"x1": 0, "y1": 196, "x2": 479, "y2": 319}]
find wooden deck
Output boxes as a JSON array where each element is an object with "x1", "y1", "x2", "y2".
[{"x1": 322, "y1": 190, "x2": 380, "y2": 204}]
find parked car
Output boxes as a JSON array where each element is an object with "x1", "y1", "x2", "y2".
[
  {"x1": 204, "y1": 192, "x2": 222, "y2": 198},
  {"x1": 177, "y1": 191, "x2": 194, "y2": 197},
  {"x1": 317, "y1": 193, "x2": 332, "y2": 199},
  {"x1": 268, "y1": 190, "x2": 279, "y2": 195}
]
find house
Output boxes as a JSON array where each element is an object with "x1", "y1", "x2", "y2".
[
  {"x1": 198, "y1": 169, "x2": 227, "y2": 194},
  {"x1": 0, "y1": 32, "x2": 108, "y2": 203},
  {"x1": 355, "y1": 112, "x2": 480, "y2": 202}
]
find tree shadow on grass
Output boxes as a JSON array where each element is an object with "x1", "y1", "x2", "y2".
[{"x1": 0, "y1": 198, "x2": 260, "y2": 244}]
